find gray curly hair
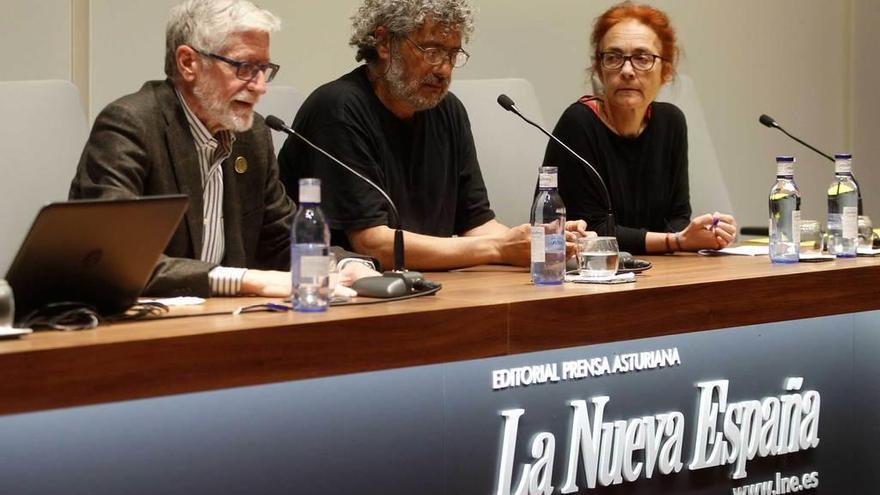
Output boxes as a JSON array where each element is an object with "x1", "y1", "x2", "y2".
[
  {"x1": 165, "y1": 0, "x2": 281, "y2": 81},
  {"x1": 350, "y1": 0, "x2": 475, "y2": 63}
]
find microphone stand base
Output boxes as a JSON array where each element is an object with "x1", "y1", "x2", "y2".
[{"x1": 350, "y1": 270, "x2": 439, "y2": 299}]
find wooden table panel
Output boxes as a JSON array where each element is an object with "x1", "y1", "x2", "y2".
[{"x1": 2, "y1": 254, "x2": 879, "y2": 415}]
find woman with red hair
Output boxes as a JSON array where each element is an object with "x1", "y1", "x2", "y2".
[{"x1": 543, "y1": 2, "x2": 736, "y2": 254}]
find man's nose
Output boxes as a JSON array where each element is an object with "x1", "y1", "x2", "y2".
[{"x1": 248, "y1": 70, "x2": 268, "y2": 95}]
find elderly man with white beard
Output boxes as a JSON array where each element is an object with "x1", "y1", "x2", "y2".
[
  {"x1": 279, "y1": 0, "x2": 587, "y2": 271},
  {"x1": 69, "y1": 0, "x2": 377, "y2": 298}
]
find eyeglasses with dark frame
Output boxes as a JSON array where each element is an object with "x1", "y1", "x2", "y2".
[
  {"x1": 598, "y1": 51, "x2": 666, "y2": 72},
  {"x1": 403, "y1": 37, "x2": 470, "y2": 68},
  {"x1": 192, "y1": 47, "x2": 280, "y2": 82}
]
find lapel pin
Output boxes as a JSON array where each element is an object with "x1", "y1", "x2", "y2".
[{"x1": 234, "y1": 156, "x2": 248, "y2": 174}]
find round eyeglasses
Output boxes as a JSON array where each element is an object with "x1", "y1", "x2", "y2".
[
  {"x1": 403, "y1": 37, "x2": 470, "y2": 68},
  {"x1": 599, "y1": 51, "x2": 665, "y2": 72},
  {"x1": 193, "y1": 47, "x2": 280, "y2": 82}
]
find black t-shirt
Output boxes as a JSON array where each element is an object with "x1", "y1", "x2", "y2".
[
  {"x1": 278, "y1": 65, "x2": 495, "y2": 250},
  {"x1": 543, "y1": 98, "x2": 691, "y2": 254}
]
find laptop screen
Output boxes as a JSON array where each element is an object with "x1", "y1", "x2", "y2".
[{"x1": 5, "y1": 195, "x2": 188, "y2": 321}]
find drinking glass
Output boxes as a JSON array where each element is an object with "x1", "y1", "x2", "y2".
[
  {"x1": 799, "y1": 220, "x2": 824, "y2": 255},
  {"x1": 858, "y1": 215, "x2": 875, "y2": 249},
  {"x1": 0, "y1": 280, "x2": 14, "y2": 328},
  {"x1": 576, "y1": 236, "x2": 620, "y2": 278},
  {"x1": 327, "y1": 256, "x2": 341, "y2": 300}
]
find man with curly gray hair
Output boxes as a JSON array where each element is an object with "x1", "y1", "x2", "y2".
[
  {"x1": 70, "y1": 0, "x2": 377, "y2": 298},
  {"x1": 279, "y1": 0, "x2": 548, "y2": 270}
]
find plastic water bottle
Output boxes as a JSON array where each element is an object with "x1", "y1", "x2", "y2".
[
  {"x1": 768, "y1": 156, "x2": 801, "y2": 263},
  {"x1": 291, "y1": 178, "x2": 330, "y2": 311},
  {"x1": 530, "y1": 166, "x2": 566, "y2": 284},
  {"x1": 827, "y1": 153, "x2": 859, "y2": 257}
]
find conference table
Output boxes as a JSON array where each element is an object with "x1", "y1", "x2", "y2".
[{"x1": 0, "y1": 254, "x2": 877, "y2": 494}]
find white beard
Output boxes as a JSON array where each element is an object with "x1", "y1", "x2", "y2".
[{"x1": 192, "y1": 75, "x2": 256, "y2": 133}]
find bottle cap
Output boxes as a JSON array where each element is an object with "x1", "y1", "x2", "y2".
[{"x1": 775, "y1": 156, "x2": 795, "y2": 163}]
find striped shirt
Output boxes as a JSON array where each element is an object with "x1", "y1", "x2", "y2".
[{"x1": 176, "y1": 90, "x2": 247, "y2": 295}]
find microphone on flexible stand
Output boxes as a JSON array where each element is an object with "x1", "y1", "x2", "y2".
[
  {"x1": 496, "y1": 94, "x2": 616, "y2": 236},
  {"x1": 759, "y1": 113, "x2": 862, "y2": 214},
  {"x1": 265, "y1": 115, "x2": 438, "y2": 298},
  {"x1": 759, "y1": 114, "x2": 833, "y2": 162}
]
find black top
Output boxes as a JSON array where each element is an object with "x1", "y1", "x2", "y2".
[
  {"x1": 278, "y1": 65, "x2": 495, "y2": 250},
  {"x1": 543, "y1": 98, "x2": 691, "y2": 254}
]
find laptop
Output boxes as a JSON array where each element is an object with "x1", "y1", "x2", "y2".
[{"x1": 5, "y1": 195, "x2": 188, "y2": 322}]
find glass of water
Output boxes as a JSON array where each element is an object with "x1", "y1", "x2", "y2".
[
  {"x1": 327, "y1": 256, "x2": 341, "y2": 299},
  {"x1": 577, "y1": 236, "x2": 620, "y2": 278},
  {"x1": 858, "y1": 215, "x2": 875, "y2": 249},
  {"x1": 0, "y1": 280, "x2": 14, "y2": 328},
  {"x1": 799, "y1": 220, "x2": 824, "y2": 255}
]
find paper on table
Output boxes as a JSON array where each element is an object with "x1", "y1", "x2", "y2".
[
  {"x1": 799, "y1": 253, "x2": 835, "y2": 262},
  {"x1": 698, "y1": 245, "x2": 769, "y2": 256},
  {"x1": 857, "y1": 246, "x2": 880, "y2": 256},
  {"x1": 0, "y1": 327, "x2": 33, "y2": 338},
  {"x1": 565, "y1": 272, "x2": 636, "y2": 284}
]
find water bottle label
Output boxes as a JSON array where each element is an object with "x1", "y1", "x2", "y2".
[
  {"x1": 530, "y1": 226, "x2": 545, "y2": 262},
  {"x1": 843, "y1": 206, "x2": 858, "y2": 238},
  {"x1": 776, "y1": 162, "x2": 794, "y2": 176},
  {"x1": 835, "y1": 161, "x2": 852, "y2": 175},
  {"x1": 792, "y1": 209, "x2": 801, "y2": 245},
  {"x1": 300, "y1": 255, "x2": 330, "y2": 278},
  {"x1": 538, "y1": 173, "x2": 558, "y2": 189},
  {"x1": 546, "y1": 233, "x2": 565, "y2": 253},
  {"x1": 299, "y1": 184, "x2": 321, "y2": 204}
]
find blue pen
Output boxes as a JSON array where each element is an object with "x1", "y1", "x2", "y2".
[
  {"x1": 233, "y1": 302, "x2": 292, "y2": 315},
  {"x1": 264, "y1": 303, "x2": 291, "y2": 312},
  {"x1": 710, "y1": 216, "x2": 720, "y2": 233}
]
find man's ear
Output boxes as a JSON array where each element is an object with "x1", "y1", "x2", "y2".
[
  {"x1": 176, "y1": 45, "x2": 200, "y2": 83},
  {"x1": 373, "y1": 26, "x2": 392, "y2": 64}
]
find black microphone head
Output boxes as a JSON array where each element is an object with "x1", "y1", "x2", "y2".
[
  {"x1": 759, "y1": 114, "x2": 778, "y2": 129},
  {"x1": 497, "y1": 94, "x2": 516, "y2": 112},
  {"x1": 264, "y1": 115, "x2": 287, "y2": 131}
]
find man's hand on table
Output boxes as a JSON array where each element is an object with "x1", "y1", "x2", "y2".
[{"x1": 240, "y1": 263, "x2": 381, "y2": 298}]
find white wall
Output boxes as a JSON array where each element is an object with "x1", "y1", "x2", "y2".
[
  {"x1": 852, "y1": 0, "x2": 880, "y2": 221},
  {"x1": 0, "y1": 0, "x2": 72, "y2": 81},
  {"x1": 4, "y1": 1, "x2": 870, "y2": 229},
  {"x1": 0, "y1": 0, "x2": 88, "y2": 112},
  {"x1": 88, "y1": 0, "x2": 176, "y2": 116}
]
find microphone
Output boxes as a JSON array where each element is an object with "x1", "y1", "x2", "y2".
[
  {"x1": 759, "y1": 113, "x2": 862, "y2": 214},
  {"x1": 265, "y1": 115, "x2": 433, "y2": 298},
  {"x1": 497, "y1": 94, "x2": 616, "y2": 236},
  {"x1": 758, "y1": 114, "x2": 833, "y2": 162},
  {"x1": 496, "y1": 94, "x2": 517, "y2": 113},
  {"x1": 757, "y1": 114, "x2": 777, "y2": 129}
]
